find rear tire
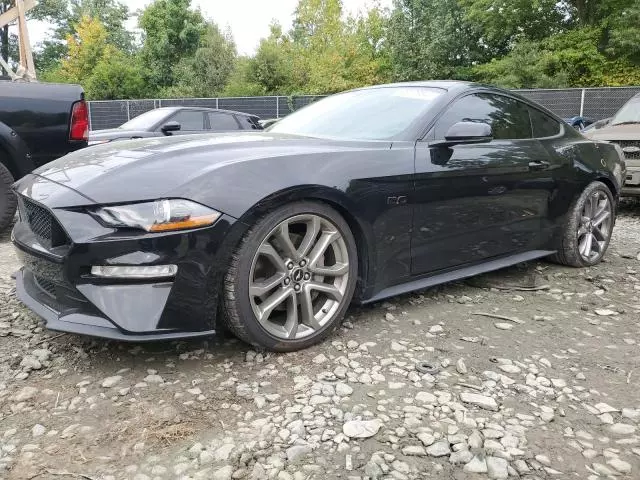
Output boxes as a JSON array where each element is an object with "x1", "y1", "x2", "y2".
[
  {"x1": 552, "y1": 181, "x2": 615, "y2": 267},
  {"x1": 223, "y1": 201, "x2": 358, "y2": 352},
  {"x1": 0, "y1": 162, "x2": 17, "y2": 233}
]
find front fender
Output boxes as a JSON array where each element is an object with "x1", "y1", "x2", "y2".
[{"x1": 232, "y1": 184, "x2": 375, "y2": 303}]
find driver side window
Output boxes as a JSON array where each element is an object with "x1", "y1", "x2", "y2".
[
  {"x1": 169, "y1": 111, "x2": 206, "y2": 131},
  {"x1": 434, "y1": 93, "x2": 532, "y2": 140}
]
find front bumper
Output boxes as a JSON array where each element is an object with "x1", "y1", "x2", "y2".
[
  {"x1": 11, "y1": 183, "x2": 240, "y2": 341},
  {"x1": 622, "y1": 165, "x2": 640, "y2": 197},
  {"x1": 15, "y1": 269, "x2": 216, "y2": 341}
]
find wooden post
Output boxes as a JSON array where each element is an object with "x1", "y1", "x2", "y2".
[
  {"x1": 16, "y1": 0, "x2": 35, "y2": 79},
  {"x1": 0, "y1": 0, "x2": 37, "y2": 80}
]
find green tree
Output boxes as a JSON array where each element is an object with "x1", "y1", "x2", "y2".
[
  {"x1": 166, "y1": 23, "x2": 237, "y2": 97},
  {"x1": 138, "y1": 0, "x2": 207, "y2": 93},
  {"x1": 85, "y1": 48, "x2": 147, "y2": 99},
  {"x1": 388, "y1": 0, "x2": 483, "y2": 81},
  {"x1": 248, "y1": 23, "x2": 299, "y2": 94},
  {"x1": 42, "y1": 16, "x2": 145, "y2": 99},
  {"x1": 223, "y1": 56, "x2": 265, "y2": 96},
  {"x1": 31, "y1": 0, "x2": 133, "y2": 73},
  {"x1": 459, "y1": 0, "x2": 566, "y2": 56}
]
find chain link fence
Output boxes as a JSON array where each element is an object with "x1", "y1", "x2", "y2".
[{"x1": 87, "y1": 87, "x2": 640, "y2": 130}]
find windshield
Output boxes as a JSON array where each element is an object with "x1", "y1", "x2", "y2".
[
  {"x1": 119, "y1": 109, "x2": 172, "y2": 130},
  {"x1": 269, "y1": 87, "x2": 445, "y2": 140},
  {"x1": 611, "y1": 96, "x2": 640, "y2": 125}
]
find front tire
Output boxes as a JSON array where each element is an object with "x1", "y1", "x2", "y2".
[
  {"x1": 553, "y1": 181, "x2": 615, "y2": 267},
  {"x1": 0, "y1": 162, "x2": 17, "y2": 233},
  {"x1": 223, "y1": 201, "x2": 358, "y2": 352}
]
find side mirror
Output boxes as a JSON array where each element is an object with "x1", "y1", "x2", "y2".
[
  {"x1": 161, "y1": 121, "x2": 181, "y2": 134},
  {"x1": 445, "y1": 121, "x2": 492, "y2": 143},
  {"x1": 432, "y1": 121, "x2": 493, "y2": 147}
]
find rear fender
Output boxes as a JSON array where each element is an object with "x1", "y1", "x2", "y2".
[{"x1": 0, "y1": 121, "x2": 35, "y2": 179}]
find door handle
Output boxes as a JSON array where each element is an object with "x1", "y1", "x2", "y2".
[{"x1": 528, "y1": 160, "x2": 550, "y2": 171}]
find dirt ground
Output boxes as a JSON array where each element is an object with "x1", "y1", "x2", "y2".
[{"x1": 1, "y1": 204, "x2": 639, "y2": 480}]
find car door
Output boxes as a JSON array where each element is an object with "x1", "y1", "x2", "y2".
[
  {"x1": 411, "y1": 92, "x2": 555, "y2": 275},
  {"x1": 208, "y1": 112, "x2": 242, "y2": 132},
  {"x1": 166, "y1": 110, "x2": 207, "y2": 135}
]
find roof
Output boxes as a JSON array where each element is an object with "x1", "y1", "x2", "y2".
[
  {"x1": 149, "y1": 106, "x2": 256, "y2": 117},
  {"x1": 358, "y1": 80, "x2": 475, "y2": 91}
]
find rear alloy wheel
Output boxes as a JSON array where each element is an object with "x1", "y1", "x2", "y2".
[
  {"x1": 223, "y1": 202, "x2": 357, "y2": 351},
  {"x1": 553, "y1": 181, "x2": 615, "y2": 267}
]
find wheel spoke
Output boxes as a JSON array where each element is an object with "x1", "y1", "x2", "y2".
[
  {"x1": 307, "y1": 281, "x2": 343, "y2": 302},
  {"x1": 308, "y1": 230, "x2": 339, "y2": 269},
  {"x1": 298, "y1": 217, "x2": 321, "y2": 258},
  {"x1": 592, "y1": 226, "x2": 606, "y2": 242},
  {"x1": 591, "y1": 234, "x2": 603, "y2": 253},
  {"x1": 309, "y1": 262, "x2": 348, "y2": 277},
  {"x1": 577, "y1": 225, "x2": 588, "y2": 237},
  {"x1": 273, "y1": 222, "x2": 300, "y2": 262},
  {"x1": 257, "y1": 287, "x2": 292, "y2": 323},
  {"x1": 579, "y1": 235, "x2": 589, "y2": 256},
  {"x1": 592, "y1": 209, "x2": 610, "y2": 227},
  {"x1": 300, "y1": 288, "x2": 321, "y2": 330},
  {"x1": 258, "y1": 243, "x2": 287, "y2": 272},
  {"x1": 593, "y1": 198, "x2": 607, "y2": 219},
  {"x1": 583, "y1": 232, "x2": 593, "y2": 257},
  {"x1": 588, "y1": 194, "x2": 598, "y2": 218},
  {"x1": 250, "y1": 272, "x2": 286, "y2": 297},
  {"x1": 283, "y1": 294, "x2": 299, "y2": 339}
]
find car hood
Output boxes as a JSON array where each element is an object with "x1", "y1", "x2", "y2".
[
  {"x1": 89, "y1": 128, "x2": 154, "y2": 141},
  {"x1": 583, "y1": 123, "x2": 640, "y2": 141},
  {"x1": 30, "y1": 132, "x2": 390, "y2": 209}
]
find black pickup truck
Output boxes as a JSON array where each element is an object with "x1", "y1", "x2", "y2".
[{"x1": 0, "y1": 81, "x2": 88, "y2": 231}]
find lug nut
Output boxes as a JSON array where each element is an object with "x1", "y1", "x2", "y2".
[
  {"x1": 299, "y1": 259, "x2": 307, "y2": 267},
  {"x1": 294, "y1": 284, "x2": 301, "y2": 292},
  {"x1": 284, "y1": 278, "x2": 291, "y2": 286},
  {"x1": 287, "y1": 262, "x2": 294, "y2": 270},
  {"x1": 304, "y1": 273, "x2": 311, "y2": 280}
]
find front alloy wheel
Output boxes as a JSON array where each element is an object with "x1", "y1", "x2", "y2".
[{"x1": 223, "y1": 202, "x2": 357, "y2": 351}]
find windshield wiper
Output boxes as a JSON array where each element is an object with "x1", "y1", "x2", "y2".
[{"x1": 611, "y1": 121, "x2": 640, "y2": 126}]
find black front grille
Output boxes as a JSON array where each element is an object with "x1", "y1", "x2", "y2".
[
  {"x1": 612, "y1": 140, "x2": 640, "y2": 161},
  {"x1": 18, "y1": 197, "x2": 69, "y2": 249}
]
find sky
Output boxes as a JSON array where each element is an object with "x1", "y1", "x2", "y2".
[{"x1": 24, "y1": 0, "x2": 394, "y2": 55}]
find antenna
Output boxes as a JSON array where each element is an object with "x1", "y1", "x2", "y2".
[{"x1": 0, "y1": 0, "x2": 36, "y2": 81}]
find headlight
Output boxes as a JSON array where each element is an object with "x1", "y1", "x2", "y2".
[{"x1": 92, "y1": 199, "x2": 221, "y2": 232}]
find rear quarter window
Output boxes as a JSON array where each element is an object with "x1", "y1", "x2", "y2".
[{"x1": 529, "y1": 108, "x2": 561, "y2": 138}]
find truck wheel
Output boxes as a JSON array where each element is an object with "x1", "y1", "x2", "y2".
[{"x1": 0, "y1": 162, "x2": 17, "y2": 233}]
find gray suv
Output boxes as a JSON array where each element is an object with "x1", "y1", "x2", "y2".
[{"x1": 584, "y1": 93, "x2": 640, "y2": 196}]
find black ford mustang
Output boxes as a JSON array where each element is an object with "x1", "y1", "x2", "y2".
[{"x1": 12, "y1": 81, "x2": 626, "y2": 351}]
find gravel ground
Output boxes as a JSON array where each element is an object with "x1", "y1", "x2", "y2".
[{"x1": 1, "y1": 205, "x2": 640, "y2": 480}]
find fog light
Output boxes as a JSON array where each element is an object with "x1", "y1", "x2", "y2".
[{"x1": 91, "y1": 265, "x2": 178, "y2": 279}]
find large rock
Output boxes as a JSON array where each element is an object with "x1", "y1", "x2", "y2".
[
  {"x1": 101, "y1": 376, "x2": 123, "y2": 388},
  {"x1": 343, "y1": 419, "x2": 382, "y2": 439},
  {"x1": 212, "y1": 465, "x2": 233, "y2": 480},
  {"x1": 460, "y1": 392, "x2": 499, "y2": 411},
  {"x1": 609, "y1": 423, "x2": 636, "y2": 435},
  {"x1": 464, "y1": 455, "x2": 488, "y2": 473},
  {"x1": 286, "y1": 444, "x2": 312, "y2": 462},
  {"x1": 487, "y1": 456, "x2": 508, "y2": 479},
  {"x1": 426, "y1": 440, "x2": 451, "y2": 457},
  {"x1": 13, "y1": 386, "x2": 38, "y2": 402}
]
